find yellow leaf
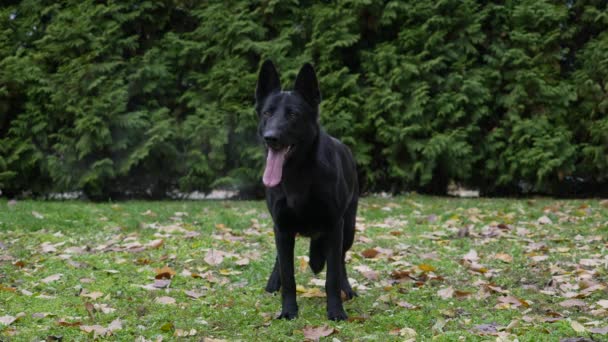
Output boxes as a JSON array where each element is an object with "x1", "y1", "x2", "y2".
[
  {"x1": 418, "y1": 264, "x2": 436, "y2": 272},
  {"x1": 570, "y1": 320, "x2": 586, "y2": 333}
]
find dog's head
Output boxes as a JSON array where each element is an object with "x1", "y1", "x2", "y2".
[{"x1": 255, "y1": 60, "x2": 321, "y2": 188}]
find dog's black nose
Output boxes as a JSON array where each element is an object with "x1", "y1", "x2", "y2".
[{"x1": 264, "y1": 134, "x2": 279, "y2": 146}]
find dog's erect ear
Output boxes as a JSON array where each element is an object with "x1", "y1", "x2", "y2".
[
  {"x1": 294, "y1": 63, "x2": 321, "y2": 106},
  {"x1": 255, "y1": 60, "x2": 281, "y2": 105}
]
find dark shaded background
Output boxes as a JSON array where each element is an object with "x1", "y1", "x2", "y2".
[{"x1": 0, "y1": 0, "x2": 607, "y2": 199}]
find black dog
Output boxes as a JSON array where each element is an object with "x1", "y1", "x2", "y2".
[{"x1": 255, "y1": 60, "x2": 358, "y2": 321}]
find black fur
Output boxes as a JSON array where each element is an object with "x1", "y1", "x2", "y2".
[{"x1": 255, "y1": 60, "x2": 358, "y2": 321}]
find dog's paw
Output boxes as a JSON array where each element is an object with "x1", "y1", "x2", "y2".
[
  {"x1": 265, "y1": 282, "x2": 280, "y2": 293},
  {"x1": 276, "y1": 310, "x2": 298, "y2": 320},
  {"x1": 327, "y1": 308, "x2": 348, "y2": 321}
]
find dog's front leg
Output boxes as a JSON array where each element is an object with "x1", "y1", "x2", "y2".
[
  {"x1": 326, "y1": 219, "x2": 347, "y2": 321},
  {"x1": 275, "y1": 229, "x2": 298, "y2": 319}
]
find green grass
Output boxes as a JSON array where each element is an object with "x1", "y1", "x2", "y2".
[{"x1": 1, "y1": 196, "x2": 607, "y2": 341}]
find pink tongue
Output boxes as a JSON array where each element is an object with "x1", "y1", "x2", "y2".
[{"x1": 263, "y1": 148, "x2": 288, "y2": 187}]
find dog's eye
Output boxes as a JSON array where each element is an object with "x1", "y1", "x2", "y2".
[
  {"x1": 263, "y1": 111, "x2": 272, "y2": 118},
  {"x1": 288, "y1": 112, "x2": 298, "y2": 120}
]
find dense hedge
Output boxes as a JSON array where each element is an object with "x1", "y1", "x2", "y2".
[{"x1": 1, "y1": 0, "x2": 607, "y2": 198}]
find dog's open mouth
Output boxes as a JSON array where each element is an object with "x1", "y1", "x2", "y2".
[{"x1": 263, "y1": 145, "x2": 294, "y2": 188}]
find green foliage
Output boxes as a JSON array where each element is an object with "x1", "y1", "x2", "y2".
[{"x1": 0, "y1": 0, "x2": 607, "y2": 198}]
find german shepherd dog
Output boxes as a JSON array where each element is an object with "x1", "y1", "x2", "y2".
[{"x1": 255, "y1": 60, "x2": 358, "y2": 321}]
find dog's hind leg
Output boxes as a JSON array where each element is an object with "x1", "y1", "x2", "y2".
[
  {"x1": 341, "y1": 197, "x2": 358, "y2": 299},
  {"x1": 309, "y1": 237, "x2": 326, "y2": 274},
  {"x1": 265, "y1": 256, "x2": 281, "y2": 293}
]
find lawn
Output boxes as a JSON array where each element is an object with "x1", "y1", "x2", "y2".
[{"x1": 1, "y1": 196, "x2": 607, "y2": 341}]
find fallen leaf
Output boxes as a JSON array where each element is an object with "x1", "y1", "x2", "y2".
[
  {"x1": 397, "y1": 301, "x2": 420, "y2": 310},
  {"x1": 597, "y1": 300, "x2": 608, "y2": 309},
  {"x1": 496, "y1": 295, "x2": 529, "y2": 309},
  {"x1": 432, "y1": 317, "x2": 447, "y2": 334},
  {"x1": 185, "y1": 290, "x2": 205, "y2": 299},
  {"x1": 473, "y1": 323, "x2": 500, "y2": 335},
  {"x1": 353, "y1": 265, "x2": 379, "y2": 280},
  {"x1": 145, "y1": 239, "x2": 164, "y2": 249},
  {"x1": 235, "y1": 258, "x2": 250, "y2": 266},
  {"x1": 0, "y1": 285, "x2": 16, "y2": 292},
  {"x1": 32, "y1": 211, "x2": 44, "y2": 219},
  {"x1": 152, "y1": 279, "x2": 171, "y2": 289},
  {"x1": 463, "y1": 249, "x2": 479, "y2": 262},
  {"x1": 155, "y1": 266, "x2": 176, "y2": 279},
  {"x1": 537, "y1": 215, "x2": 552, "y2": 225},
  {"x1": 0, "y1": 315, "x2": 17, "y2": 326},
  {"x1": 418, "y1": 263, "x2": 436, "y2": 272},
  {"x1": 437, "y1": 287, "x2": 454, "y2": 299},
  {"x1": 297, "y1": 285, "x2": 325, "y2": 298},
  {"x1": 204, "y1": 250, "x2": 224, "y2": 266},
  {"x1": 495, "y1": 253, "x2": 513, "y2": 263},
  {"x1": 57, "y1": 319, "x2": 82, "y2": 327},
  {"x1": 530, "y1": 255, "x2": 549, "y2": 262},
  {"x1": 389, "y1": 327, "x2": 417, "y2": 339},
  {"x1": 559, "y1": 299, "x2": 587, "y2": 308},
  {"x1": 85, "y1": 302, "x2": 95, "y2": 319},
  {"x1": 94, "y1": 303, "x2": 116, "y2": 314},
  {"x1": 41, "y1": 274, "x2": 62, "y2": 284},
  {"x1": 81, "y1": 291, "x2": 104, "y2": 300},
  {"x1": 361, "y1": 248, "x2": 379, "y2": 259},
  {"x1": 302, "y1": 325, "x2": 336, "y2": 341},
  {"x1": 589, "y1": 326, "x2": 608, "y2": 335},
  {"x1": 80, "y1": 325, "x2": 107, "y2": 335},
  {"x1": 155, "y1": 296, "x2": 176, "y2": 305},
  {"x1": 107, "y1": 319, "x2": 122, "y2": 332},
  {"x1": 174, "y1": 328, "x2": 197, "y2": 337},
  {"x1": 570, "y1": 320, "x2": 586, "y2": 333}
]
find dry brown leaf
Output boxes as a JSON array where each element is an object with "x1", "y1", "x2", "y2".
[
  {"x1": 454, "y1": 290, "x2": 473, "y2": 299},
  {"x1": 204, "y1": 250, "x2": 225, "y2": 266},
  {"x1": 570, "y1": 320, "x2": 586, "y2": 333},
  {"x1": 437, "y1": 286, "x2": 454, "y2": 299},
  {"x1": 463, "y1": 249, "x2": 479, "y2": 262},
  {"x1": 496, "y1": 295, "x2": 529, "y2": 309},
  {"x1": 361, "y1": 248, "x2": 379, "y2": 258},
  {"x1": 85, "y1": 302, "x2": 95, "y2": 319},
  {"x1": 559, "y1": 299, "x2": 587, "y2": 308},
  {"x1": 0, "y1": 285, "x2": 16, "y2": 293},
  {"x1": 41, "y1": 274, "x2": 62, "y2": 284},
  {"x1": 152, "y1": 279, "x2": 171, "y2": 289},
  {"x1": 155, "y1": 266, "x2": 176, "y2": 279},
  {"x1": 94, "y1": 303, "x2": 116, "y2": 314},
  {"x1": 145, "y1": 239, "x2": 164, "y2": 249},
  {"x1": 397, "y1": 301, "x2": 420, "y2": 310},
  {"x1": 589, "y1": 326, "x2": 608, "y2": 335},
  {"x1": 174, "y1": 328, "x2": 197, "y2": 337},
  {"x1": 185, "y1": 290, "x2": 205, "y2": 299},
  {"x1": 495, "y1": 253, "x2": 513, "y2": 263},
  {"x1": 81, "y1": 291, "x2": 104, "y2": 300},
  {"x1": 389, "y1": 327, "x2": 417, "y2": 339},
  {"x1": 597, "y1": 300, "x2": 608, "y2": 309},
  {"x1": 235, "y1": 257, "x2": 250, "y2": 266},
  {"x1": 297, "y1": 285, "x2": 325, "y2": 298},
  {"x1": 155, "y1": 296, "x2": 176, "y2": 305},
  {"x1": 537, "y1": 215, "x2": 553, "y2": 225},
  {"x1": 353, "y1": 265, "x2": 379, "y2": 280},
  {"x1": 302, "y1": 325, "x2": 336, "y2": 341},
  {"x1": 0, "y1": 315, "x2": 18, "y2": 326},
  {"x1": 472, "y1": 323, "x2": 500, "y2": 335},
  {"x1": 57, "y1": 319, "x2": 82, "y2": 327}
]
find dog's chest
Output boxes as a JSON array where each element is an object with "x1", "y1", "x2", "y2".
[{"x1": 284, "y1": 185, "x2": 310, "y2": 212}]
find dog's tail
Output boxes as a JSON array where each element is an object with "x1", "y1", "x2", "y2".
[{"x1": 309, "y1": 238, "x2": 326, "y2": 274}]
